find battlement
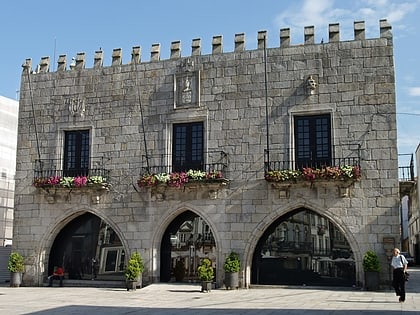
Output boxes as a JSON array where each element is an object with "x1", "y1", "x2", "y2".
[{"x1": 23, "y1": 19, "x2": 391, "y2": 74}]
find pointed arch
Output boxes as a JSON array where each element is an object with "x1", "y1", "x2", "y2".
[
  {"x1": 35, "y1": 207, "x2": 129, "y2": 284},
  {"x1": 243, "y1": 201, "x2": 362, "y2": 287},
  {"x1": 150, "y1": 204, "x2": 221, "y2": 283}
]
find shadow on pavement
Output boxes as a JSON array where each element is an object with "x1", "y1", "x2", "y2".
[{"x1": 26, "y1": 306, "x2": 419, "y2": 315}]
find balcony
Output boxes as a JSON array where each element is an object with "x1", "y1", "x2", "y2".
[
  {"x1": 137, "y1": 151, "x2": 229, "y2": 200},
  {"x1": 33, "y1": 158, "x2": 111, "y2": 203},
  {"x1": 264, "y1": 145, "x2": 361, "y2": 197},
  {"x1": 399, "y1": 153, "x2": 415, "y2": 196}
]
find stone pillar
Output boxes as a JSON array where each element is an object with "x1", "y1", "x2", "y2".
[
  {"x1": 75, "y1": 53, "x2": 85, "y2": 70},
  {"x1": 354, "y1": 21, "x2": 365, "y2": 40},
  {"x1": 131, "y1": 46, "x2": 141, "y2": 64},
  {"x1": 57, "y1": 55, "x2": 67, "y2": 71},
  {"x1": 212, "y1": 35, "x2": 223, "y2": 54},
  {"x1": 304, "y1": 26, "x2": 315, "y2": 44},
  {"x1": 280, "y1": 28, "x2": 290, "y2": 47},
  {"x1": 258, "y1": 31, "x2": 267, "y2": 49},
  {"x1": 380, "y1": 19, "x2": 392, "y2": 39},
  {"x1": 329, "y1": 23, "x2": 340, "y2": 42},
  {"x1": 234, "y1": 33, "x2": 245, "y2": 52},
  {"x1": 94, "y1": 51, "x2": 103, "y2": 69},
  {"x1": 151, "y1": 43, "x2": 160, "y2": 61},
  {"x1": 112, "y1": 48, "x2": 122, "y2": 66},
  {"x1": 39, "y1": 57, "x2": 50, "y2": 73},
  {"x1": 192, "y1": 38, "x2": 201, "y2": 56},
  {"x1": 171, "y1": 41, "x2": 181, "y2": 59}
]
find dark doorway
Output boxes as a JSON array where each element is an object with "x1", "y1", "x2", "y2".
[
  {"x1": 48, "y1": 213, "x2": 125, "y2": 281},
  {"x1": 251, "y1": 208, "x2": 355, "y2": 287},
  {"x1": 160, "y1": 210, "x2": 216, "y2": 282}
]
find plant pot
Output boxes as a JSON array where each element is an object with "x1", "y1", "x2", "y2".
[
  {"x1": 136, "y1": 274, "x2": 142, "y2": 289},
  {"x1": 126, "y1": 280, "x2": 137, "y2": 291},
  {"x1": 10, "y1": 272, "x2": 22, "y2": 287},
  {"x1": 224, "y1": 272, "x2": 239, "y2": 290},
  {"x1": 201, "y1": 281, "x2": 212, "y2": 292},
  {"x1": 364, "y1": 271, "x2": 379, "y2": 291}
]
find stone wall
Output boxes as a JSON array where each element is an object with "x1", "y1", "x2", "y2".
[{"x1": 14, "y1": 19, "x2": 399, "y2": 287}]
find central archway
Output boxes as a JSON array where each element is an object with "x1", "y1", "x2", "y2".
[
  {"x1": 160, "y1": 210, "x2": 216, "y2": 282},
  {"x1": 251, "y1": 208, "x2": 355, "y2": 286}
]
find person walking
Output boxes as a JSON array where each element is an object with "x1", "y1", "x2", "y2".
[{"x1": 390, "y1": 248, "x2": 408, "y2": 302}]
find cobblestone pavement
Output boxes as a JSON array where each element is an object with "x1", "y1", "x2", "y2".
[{"x1": 1, "y1": 268, "x2": 419, "y2": 314}]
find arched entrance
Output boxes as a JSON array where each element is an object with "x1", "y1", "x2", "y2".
[
  {"x1": 252, "y1": 208, "x2": 355, "y2": 286},
  {"x1": 160, "y1": 210, "x2": 216, "y2": 282},
  {"x1": 48, "y1": 213, "x2": 125, "y2": 281}
]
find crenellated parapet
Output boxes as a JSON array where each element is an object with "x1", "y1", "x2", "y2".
[{"x1": 22, "y1": 19, "x2": 392, "y2": 74}]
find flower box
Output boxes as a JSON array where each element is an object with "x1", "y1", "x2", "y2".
[{"x1": 138, "y1": 170, "x2": 226, "y2": 189}]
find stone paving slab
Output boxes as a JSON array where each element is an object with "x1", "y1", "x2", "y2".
[{"x1": 1, "y1": 268, "x2": 419, "y2": 314}]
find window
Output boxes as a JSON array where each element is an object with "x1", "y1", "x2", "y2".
[
  {"x1": 172, "y1": 122, "x2": 203, "y2": 172},
  {"x1": 63, "y1": 130, "x2": 90, "y2": 177},
  {"x1": 99, "y1": 247, "x2": 125, "y2": 273},
  {"x1": 294, "y1": 114, "x2": 331, "y2": 169}
]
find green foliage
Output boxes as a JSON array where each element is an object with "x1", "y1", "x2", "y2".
[
  {"x1": 223, "y1": 252, "x2": 241, "y2": 273},
  {"x1": 8, "y1": 252, "x2": 24, "y2": 273},
  {"x1": 130, "y1": 251, "x2": 144, "y2": 273},
  {"x1": 363, "y1": 250, "x2": 381, "y2": 272},
  {"x1": 124, "y1": 251, "x2": 144, "y2": 280},
  {"x1": 197, "y1": 258, "x2": 214, "y2": 281}
]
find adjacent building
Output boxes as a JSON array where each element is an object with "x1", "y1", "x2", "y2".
[
  {"x1": 14, "y1": 19, "x2": 399, "y2": 288},
  {"x1": 0, "y1": 95, "x2": 18, "y2": 283},
  {"x1": 405, "y1": 144, "x2": 420, "y2": 262},
  {"x1": 0, "y1": 95, "x2": 18, "y2": 246}
]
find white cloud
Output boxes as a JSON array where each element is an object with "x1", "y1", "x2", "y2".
[
  {"x1": 408, "y1": 87, "x2": 420, "y2": 96},
  {"x1": 273, "y1": 0, "x2": 419, "y2": 41}
]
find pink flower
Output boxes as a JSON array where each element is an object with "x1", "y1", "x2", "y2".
[{"x1": 74, "y1": 176, "x2": 88, "y2": 187}]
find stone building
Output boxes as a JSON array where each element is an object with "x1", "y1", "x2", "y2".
[
  {"x1": 405, "y1": 144, "x2": 419, "y2": 262},
  {"x1": 14, "y1": 19, "x2": 399, "y2": 288}
]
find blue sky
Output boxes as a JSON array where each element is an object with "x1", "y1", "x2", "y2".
[{"x1": 1, "y1": 0, "x2": 419, "y2": 165}]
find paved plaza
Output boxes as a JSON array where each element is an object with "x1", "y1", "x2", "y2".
[{"x1": 1, "y1": 268, "x2": 419, "y2": 314}]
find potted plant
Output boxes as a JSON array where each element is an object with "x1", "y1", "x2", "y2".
[
  {"x1": 223, "y1": 252, "x2": 240, "y2": 290},
  {"x1": 197, "y1": 258, "x2": 214, "y2": 292},
  {"x1": 174, "y1": 259, "x2": 186, "y2": 282},
  {"x1": 8, "y1": 252, "x2": 24, "y2": 287},
  {"x1": 124, "y1": 251, "x2": 144, "y2": 291},
  {"x1": 363, "y1": 250, "x2": 381, "y2": 291}
]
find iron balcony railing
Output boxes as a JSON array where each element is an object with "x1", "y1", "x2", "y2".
[
  {"x1": 398, "y1": 153, "x2": 415, "y2": 181},
  {"x1": 140, "y1": 151, "x2": 228, "y2": 175},
  {"x1": 264, "y1": 144, "x2": 360, "y2": 172},
  {"x1": 34, "y1": 158, "x2": 110, "y2": 180}
]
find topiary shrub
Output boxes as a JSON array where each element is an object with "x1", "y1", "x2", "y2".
[
  {"x1": 363, "y1": 250, "x2": 381, "y2": 272},
  {"x1": 8, "y1": 252, "x2": 24, "y2": 273},
  {"x1": 197, "y1": 258, "x2": 214, "y2": 281},
  {"x1": 223, "y1": 252, "x2": 240, "y2": 273}
]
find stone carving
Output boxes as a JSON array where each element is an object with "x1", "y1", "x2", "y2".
[
  {"x1": 66, "y1": 97, "x2": 86, "y2": 117},
  {"x1": 175, "y1": 72, "x2": 199, "y2": 107},
  {"x1": 181, "y1": 77, "x2": 192, "y2": 104}
]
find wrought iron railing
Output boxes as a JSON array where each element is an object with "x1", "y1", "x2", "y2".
[
  {"x1": 398, "y1": 153, "x2": 415, "y2": 181},
  {"x1": 140, "y1": 151, "x2": 228, "y2": 175},
  {"x1": 33, "y1": 158, "x2": 110, "y2": 180},
  {"x1": 264, "y1": 144, "x2": 360, "y2": 172}
]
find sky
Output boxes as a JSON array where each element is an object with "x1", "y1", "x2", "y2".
[{"x1": 1, "y1": 0, "x2": 419, "y2": 167}]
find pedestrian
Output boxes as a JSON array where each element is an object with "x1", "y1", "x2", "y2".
[
  {"x1": 390, "y1": 248, "x2": 408, "y2": 302},
  {"x1": 48, "y1": 266, "x2": 64, "y2": 287}
]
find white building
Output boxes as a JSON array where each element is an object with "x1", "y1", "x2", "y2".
[{"x1": 0, "y1": 95, "x2": 18, "y2": 246}]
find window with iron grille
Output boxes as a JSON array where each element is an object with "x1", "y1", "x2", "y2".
[
  {"x1": 294, "y1": 114, "x2": 331, "y2": 169},
  {"x1": 63, "y1": 130, "x2": 90, "y2": 177},
  {"x1": 172, "y1": 122, "x2": 203, "y2": 172}
]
